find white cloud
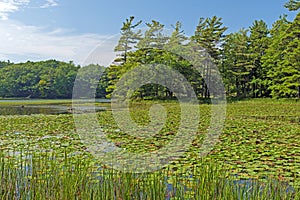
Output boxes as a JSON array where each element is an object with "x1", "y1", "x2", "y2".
[
  {"x1": 40, "y1": 0, "x2": 58, "y2": 9},
  {"x1": 0, "y1": 20, "x2": 118, "y2": 66},
  {"x1": 0, "y1": 0, "x2": 30, "y2": 20}
]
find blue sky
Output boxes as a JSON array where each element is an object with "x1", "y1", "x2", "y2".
[{"x1": 0, "y1": 0, "x2": 297, "y2": 66}]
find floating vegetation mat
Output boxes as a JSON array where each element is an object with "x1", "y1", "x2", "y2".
[{"x1": 0, "y1": 99, "x2": 299, "y2": 199}]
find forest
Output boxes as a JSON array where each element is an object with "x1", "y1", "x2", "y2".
[{"x1": 0, "y1": 0, "x2": 299, "y2": 99}]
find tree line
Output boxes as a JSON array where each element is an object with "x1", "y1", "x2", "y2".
[
  {"x1": 0, "y1": 60, "x2": 106, "y2": 99},
  {"x1": 0, "y1": 0, "x2": 299, "y2": 99}
]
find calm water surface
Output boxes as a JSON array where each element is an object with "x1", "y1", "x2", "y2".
[{"x1": 0, "y1": 99, "x2": 109, "y2": 115}]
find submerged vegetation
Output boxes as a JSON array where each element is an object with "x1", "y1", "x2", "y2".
[{"x1": 0, "y1": 99, "x2": 299, "y2": 199}]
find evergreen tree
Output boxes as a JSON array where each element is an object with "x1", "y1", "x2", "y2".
[
  {"x1": 134, "y1": 20, "x2": 168, "y2": 98},
  {"x1": 137, "y1": 20, "x2": 167, "y2": 50},
  {"x1": 114, "y1": 16, "x2": 142, "y2": 64},
  {"x1": 222, "y1": 29, "x2": 253, "y2": 97},
  {"x1": 106, "y1": 16, "x2": 142, "y2": 98},
  {"x1": 261, "y1": 16, "x2": 290, "y2": 97},
  {"x1": 266, "y1": 13, "x2": 300, "y2": 97},
  {"x1": 165, "y1": 22, "x2": 203, "y2": 98},
  {"x1": 249, "y1": 20, "x2": 270, "y2": 97},
  {"x1": 285, "y1": 0, "x2": 300, "y2": 11},
  {"x1": 191, "y1": 16, "x2": 227, "y2": 98}
]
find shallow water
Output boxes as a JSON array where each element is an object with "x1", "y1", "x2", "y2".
[
  {"x1": 0, "y1": 99, "x2": 109, "y2": 115},
  {"x1": 0, "y1": 105, "x2": 108, "y2": 115},
  {"x1": 0, "y1": 105, "x2": 66, "y2": 115}
]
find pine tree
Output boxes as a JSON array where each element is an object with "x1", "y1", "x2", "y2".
[
  {"x1": 136, "y1": 20, "x2": 167, "y2": 50},
  {"x1": 267, "y1": 13, "x2": 300, "y2": 97},
  {"x1": 106, "y1": 16, "x2": 142, "y2": 98},
  {"x1": 285, "y1": 0, "x2": 300, "y2": 11},
  {"x1": 191, "y1": 16, "x2": 227, "y2": 98},
  {"x1": 249, "y1": 20, "x2": 270, "y2": 97},
  {"x1": 261, "y1": 16, "x2": 290, "y2": 98},
  {"x1": 114, "y1": 16, "x2": 142, "y2": 64},
  {"x1": 222, "y1": 29, "x2": 254, "y2": 97}
]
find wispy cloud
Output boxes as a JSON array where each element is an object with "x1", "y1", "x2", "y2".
[
  {"x1": 0, "y1": 0, "x2": 30, "y2": 20},
  {"x1": 0, "y1": 0, "x2": 117, "y2": 66},
  {"x1": 0, "y1": 20, "x2": 118, "y2": 66},
  {"x1": 40, "y1": 0, "x2": 58, "y2": 9}
]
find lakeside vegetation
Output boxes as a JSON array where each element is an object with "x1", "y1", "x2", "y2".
[{"x1": 0, "y1": 99, "x2": 299, "y2": 199}]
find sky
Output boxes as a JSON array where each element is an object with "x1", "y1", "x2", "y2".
[{"x1": 0, "y1": 0, "x2": 297, "y2": 67}]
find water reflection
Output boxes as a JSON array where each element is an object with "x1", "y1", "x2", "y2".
[
  {"x1": 0, "y1": 105, "x2": 66, "y2": 115},
  {"x1": 0, "y1": 104, "x2": 107, "y2": 115}
]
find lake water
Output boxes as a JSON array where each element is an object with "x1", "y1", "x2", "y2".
[
  {"x1": 0, "y1": 99, "x2": 109, "y2": 115},
  {"x1": 0, "y1": 105, "x2": 69, "y2": 115}
]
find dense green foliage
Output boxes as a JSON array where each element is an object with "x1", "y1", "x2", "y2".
[
  {"x1": 0, "y1": 60, "x2": 77, "y2": 98},
  {"x1": 0, "y1": 99, "x2": 299, "y2": 199},
  {"x1": 106, "y1": 3, "x2": 299, "y2": 99},
  {"x1": 0, "y1": 60, "x2": 107, "y2": 99},
  {"x1": 0, "y1": 1, "x2": 299, "y2": 99}
]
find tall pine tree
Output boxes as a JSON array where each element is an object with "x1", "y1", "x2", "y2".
[
  {"x1": 222, "y1": 29, "x2": 254, "y2": 97},
  {"x1": 114, "y1": 16, "x2": 142, "y2": 64},
  {"x1": 106, "y1": 16, "x2": 142, "y2": 98},
  {"x1": 267, "y1": 13, "x2": 300, "y2": 97},
  {"x1": 191, "y1": 16, "x2": 227, "y2": 98},
  {"x1": 249, "y1": 20, "x2": 270, "y2": 97}
]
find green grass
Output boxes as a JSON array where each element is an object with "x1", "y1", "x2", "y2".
[{"x1": 0, "y1": 99, "x2": 299, "y2": 199}]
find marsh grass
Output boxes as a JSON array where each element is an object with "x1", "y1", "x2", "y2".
[
  {"x1": 0, "y1": 99, "x2": 299, "y2": 199},
  {"x1": 0, "y1": 148, "x2": 297, "y2": 199}
]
